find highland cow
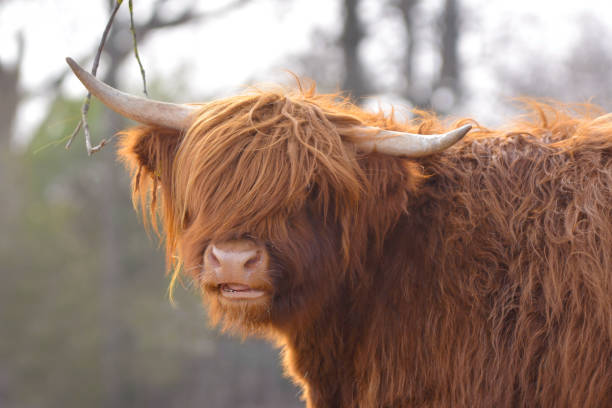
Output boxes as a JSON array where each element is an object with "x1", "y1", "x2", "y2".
[{"x1": 67, "y1": 57, "x2": 612, "y2": 407}]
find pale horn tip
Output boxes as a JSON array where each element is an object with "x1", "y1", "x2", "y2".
[
  {"x1": 450, "y1": 124, "x2": 473, "y2": 141},
  {"x1": 355, "y1": 123, "x2": 473, "y2": 157},
  {"x1": 65, "y1": 57, "x2": 94, "y2": 90},
  {"x1": 65, "y1": 57, "x2": 80, "y2": 74}
]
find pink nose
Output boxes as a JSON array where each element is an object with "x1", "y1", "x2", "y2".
[{"x1": 203, "y1": 240, "x2": 268, "y2": 284}]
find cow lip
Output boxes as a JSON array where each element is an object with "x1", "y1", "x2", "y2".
[{"x1": 219, "y1": 283, "x2": 266, "y2": 299}]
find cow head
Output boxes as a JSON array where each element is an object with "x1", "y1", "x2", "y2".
[{"x1": 66, "y1": 58, "x2": 470, "y2": 335}]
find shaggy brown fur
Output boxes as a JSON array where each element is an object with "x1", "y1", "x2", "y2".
[{"x1": 117, "y1": 84, "x2": 612, "y2": 407}]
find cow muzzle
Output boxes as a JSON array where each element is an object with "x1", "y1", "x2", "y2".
[{"x1": 202, "y1": 240, "x2": 271, "y2": 301}]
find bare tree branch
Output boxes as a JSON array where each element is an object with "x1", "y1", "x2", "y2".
[
  {"x1": 128, "y1": 0, "x2": 148, "y2": 97},
  {"x1": 143, "y1": 0, "x2": 250, "y2": 33},
  {"x1": 66, "y1": 0, "x2": 123, "y2": 154},
  {"x1": 66, "y1": 0, "x2": 252, "y2": 155}
]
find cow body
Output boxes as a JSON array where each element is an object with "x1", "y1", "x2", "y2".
[
  {"x1": 115, "y1": 91, "x2": 612, "y2": 407},
  {"x1": 274, "y1": 122, "x2": 612, "y2": 407}
]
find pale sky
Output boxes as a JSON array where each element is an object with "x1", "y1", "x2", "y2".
[{"x1": 1, "y1": 0, "x2": 611, "y2": 146}]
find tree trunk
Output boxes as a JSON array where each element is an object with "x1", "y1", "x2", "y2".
[
  {"x1": 341, "y1": 0, "x2": 369, "y2": 100},
  {"x1": 438, "y1": 0, "x2": 460, "y2": 98},
  {"x1": 398, "y1": 0, "x2": 418, "y2": 100},
  {"x1": 0, "y1": 34, "x2": 23, "y2": 150},
  {"x1": 98, "y1": 59, "x2": 125, "y2": 408}
]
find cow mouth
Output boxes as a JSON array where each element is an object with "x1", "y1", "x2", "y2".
[{"x1": 219, "y1": 283, "x2": 266, "y2": 300}]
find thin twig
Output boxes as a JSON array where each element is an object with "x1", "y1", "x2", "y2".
[
  {"x1": 66, "y1": 0, "x2": 123, "y2": 155},
  {"x1": 64, "y1": 120, "x2": 82, "y2": 150},
  {"x1": 128, "y1": 0, "x2": 148, "y2": 97}
]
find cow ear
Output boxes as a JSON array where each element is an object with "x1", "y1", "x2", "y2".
[
  {"x1": 117, "y1": 126, "x2": 183, "y2": 234},
  {"x1": 117, "y1": 125, "x2": 182, "y2": 187}
]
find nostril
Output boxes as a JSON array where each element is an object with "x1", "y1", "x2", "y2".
[
  {"x1": 243, "y1": 250, "x2": 262, "y2": 270},
  {"x1": 208, "y1": 247, "x2": 221, "y2": 268}
]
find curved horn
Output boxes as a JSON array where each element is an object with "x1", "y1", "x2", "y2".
[
  {"x1": 352, "y1": 124, "x2": 472, "y2": 157},
  {"x1": 65, "y1": 57, "x2": 198, "y2": 130}
]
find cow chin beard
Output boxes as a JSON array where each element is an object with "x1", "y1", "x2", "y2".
[{"x1": 204, "y1": 293, "x2": 274, "y2": 336}]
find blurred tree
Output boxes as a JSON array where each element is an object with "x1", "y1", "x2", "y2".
[
  {"x1": 497, "y1": 16, "x2": 612, "y2": 111},
  {"x1": 434, "y1": 0, "x2": 461, "y2": 110},
  {"x1": 341, "y1": 0, "x2": 370, "y2": 99},
  {"x1": 0, "y1": 32, "x2": 24, "y2": 250},
  {"x1": 398, "y1": 0, "x2": 418, "y2": 92},
  {"x1": 289, "y1": 27, "x2": 344, "y2": 92},
  {"x1": 396, "y1": 0, "x2": 463, "y2": 112},
  {"x1": 0, "y1": 32, "x2": 23, "y2": 149},
  {"x1": 437, "y1": 0, "x2": 460, "y2": 96},
  {"x1": 288, "y1": 0, "x2": 466, "y2": 114}
]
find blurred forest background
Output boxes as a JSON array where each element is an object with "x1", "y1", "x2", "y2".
[{"x1": 2, "y1": 0, "x2": 612, "y2": 407}]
